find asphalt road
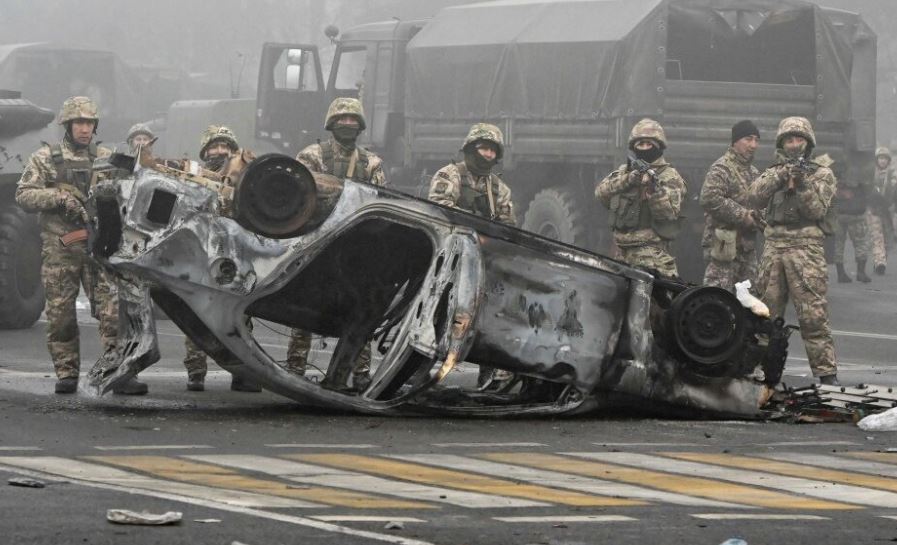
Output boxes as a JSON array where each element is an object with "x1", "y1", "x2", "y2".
[{"x1": 0, "y1": 251, "x2": 896, "y2": 545}]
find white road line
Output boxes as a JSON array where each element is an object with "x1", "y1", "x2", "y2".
[
  {"x1": 311, "y1": 516, "x2": 427, "y2": 522},
  {"x1": 188, "y1": 455, "x2": 546, "y2": 508},
  {"x1": 94, "y1": 445, "x2": 214, "y2": 451},
  {"x1": 832, "y1": 329, "x2": 897, "y2": 341},
  {"x1": 0, "y1": 459, "x2": 436, "y2": 545},
  {"x1": 391, "y1": 454, "x2": 746, "y2": 509},
  {"x1": 691, "y1": 514, "x2": 828, "y2": 521},
  {"x1": 759, "y1": 453, "x2": 897, "y2": 478},
  {"x1": 431, "y1": 442, "x2": 547, "y2": 448},
  {"x1": 265, "y1": 444, "x2": 379, "y2": 449},
  {"x1": 759, "y1": 441, "x2": 859, "y2": 447},
  {"x1": 880, "y1": 516, "x2": 897, "y2": 520},
  {"x1": 0, "y1": 457, "x2": 321, "y2": 508},
  {"x1": 492, "y1": 516, "x2": 635, "y2": 523},
  {"x1": 568, "y1": 452, "x2": 897, "y2": 508},
  {"x1": 593, "y1": 442, "x2": 703, "y2": 447},
  {"x1": 0, "y1": 447, "x2": 41, "y2": 451}
]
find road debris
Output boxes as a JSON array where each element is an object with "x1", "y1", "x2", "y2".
[
  {"x1": 858, "y1": 407, "x2": 897, "y2": 431},
  {"x1": 7, "y1": 477, "x2": 45, "y2": 488},
  {"x1": 772, "y1": 384, "x2": 897, "y2": 423},
  {"x1": 106, "y1": 509, "x2": 183, "y2": 525},
  {"x1": 384, "y1": 521, "x2": 405, "y2": 530},
  {"x1": 193, "y1": 518, "x2": 222, "y2": 523}
]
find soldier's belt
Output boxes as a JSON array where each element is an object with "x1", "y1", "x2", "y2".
[{"x1": 59, "y1": 229, "x2": 89, "y2": 247}]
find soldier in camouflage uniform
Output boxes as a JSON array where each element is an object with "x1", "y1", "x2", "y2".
[
  {"x1": 748, "y1": 116, "x2": 840, "y2": 385},
  {"x1": 182, "y1": 125, "x2": 262, "y2": 393},
  {"x1": 428, "y1": 123, "x2": 515, "y2": 388},
  {"x1": 700, "y1": 120, "x2": 762, "y2": 290},
  {"x1": 596, "y1": 119, "x2": 687, "y2": 278},
  {"x1": 285, "y1": 98, "x2": 386, "y2": 390},
  {"x1": 869, "y1": 147, "x2": 897, "y2": 274},
  {"x1": 15, "y1": 97, "x2": 146, "y2": 395},
  {"x1": 832, "y1": 161, "x2": 871, "y2": 283},
  {"x1": 126, "y1": 123, "x2": 154, "y2": 153}
]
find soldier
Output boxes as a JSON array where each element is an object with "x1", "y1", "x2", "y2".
[
  {"x1": 869, "y1": 147, "x2": 897, "y2": 274},
  {"x1": 15, "y1": 96, "x2": 146, "y2": 395},
  {"x1": 596, "y1": 118, "x2": 687, "y2": 277},
  {"x1": 700, "y1": 120, "x2": 762, "y2": 290},
  {"x1": 284, "y1": 98, "x2": 386, "y2": 390},
  {"x1": 748, "y1": 116, "x2": 840, "y2": 386},
  {"x1": 125, "y1": 123, "x2": 154, "y2": 153},
  {"x1": 428, "y1": 122, "x2": 515, "y2": 389},
  {"x1": 182, "y1": 125, "x2": 262, "y2": 393},
  {"x1": 832, "y1": 162, "x2": 871, "y2": 283}
]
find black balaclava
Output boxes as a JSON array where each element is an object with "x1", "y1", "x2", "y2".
[
  {"x1": 332, "y1": 126, "x2": 360, "y2": 148},
  {"x1": 633, "y1": 142, "x2": 663, "y2": 164},
  {"x1": 204, "y1": 152, "x2": 230, "y2": 172},
  {"x1": 464, "y1": 146, "x2": 497, "y2": 176}
]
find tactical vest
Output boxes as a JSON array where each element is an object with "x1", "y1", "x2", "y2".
[
  {"x1": 320, "y1": 140, "x2": 372, "y2": 183},
  {"x1": 49, "y1": 142, "x2": 98, "y2": 205},
  {"x1": 455, "y1": 162, "x2": 500, "y2": 219},
  {"x1": 766, "y1": 162, "x2": 836, "y2": 235},
  {"x1": 607, "y1": 168, "x2": 682, "y2": 240}
]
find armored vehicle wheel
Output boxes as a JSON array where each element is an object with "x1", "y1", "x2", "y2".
[
  {"x1": 668, "y1": 286, "x2": 745, "y2": 368},
  {"x1": 0, "y1": 205, "x2": 45, "y2": 328},
  {"x1": 522, "y1": 188, "x2": 587, "y2": 248}
]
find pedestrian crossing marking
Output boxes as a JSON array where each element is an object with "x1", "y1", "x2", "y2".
[
  {"x1": 0, "y1": 456, "x2": 322, "y2": 508},
  {"x1": 568, "y1": 453, "x2": 860, "y2": 510},
  {"x1": 759, "y1": 453, "x2": 897, "y2": 479},
  {"x1": 481, "y1": 452, "x2": 841, "y2": 510},
  {"x1": 86, "y1": 455, "x2": 431, "y2": 510},
  {"x1": 667, "y1": 453, "x2": 897, "y2": 494},
  {"x1": 291, "y1": 454, "x2": 645, "y2": 507},
  {"x1": 847, "y1": 452, "x2": 897, "y2": 465},
  {"x1": 188, "y1": 455, "x2": 545, "y2": 508},
  {"x1": 397, "y1": 453, "x2": 743, "y2": 508}
]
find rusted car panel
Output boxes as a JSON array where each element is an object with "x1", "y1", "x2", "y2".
[{"x1": 88, "y1": 153, "x2": 789, "y2": 418}]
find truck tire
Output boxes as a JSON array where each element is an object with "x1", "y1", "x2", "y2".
[
  {"x1": 0, "y1": 206, "x2": 45, "y2": 329},
  {"x1": 522, "y1": 188, "x2": 588, "y2": 248}
]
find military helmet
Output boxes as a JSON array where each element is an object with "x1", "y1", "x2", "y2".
[
  {"x1": 324, "y1": 97, "x2": 366, "y2": 130},
  {"x1": 199, "y1": 125, "x2": 239, "y2": 159},
  {"x1": 461, "y1": 123, "x2": 504, "y2": 160},
  {"x1": 58, "y1": 96, "x2": 99, "y2": 125},
  {"x1": 628, "y1": 118, "x2": 667, "y2": 150},
  {"x1": 876, "y1": 146, "x2": 892, "y2": 160},
  {"x1": 126, "y1": 123, "x2": 154, "y2": 143},
  {"x1": 775, "y1": 116, "x2": 816, "y2": 149}
]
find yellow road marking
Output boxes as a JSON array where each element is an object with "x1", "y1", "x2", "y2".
[
  {"x1": 87, "y1": 456, "x2": 430, "y2": 510},
  {"x1": 483, "y1": 453, "x2": 853, "y2": 511},
  {"x1": 292, "y1": 454, "x2": 643, "y2": 507},
  {"x1": 847, "y1": 452, "x2": 897, "y2": 465},
  {"x1": 669, "y1": 453, "x2": 897, "y2": 493}
]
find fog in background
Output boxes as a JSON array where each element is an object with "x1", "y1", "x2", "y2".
[{"x1": 3, "y1": 0, "x2": 897, "y2": 140}]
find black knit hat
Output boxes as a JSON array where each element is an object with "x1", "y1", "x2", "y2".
[{"x1": 731, "y1": 120, "x2": 760, "y2": 144}]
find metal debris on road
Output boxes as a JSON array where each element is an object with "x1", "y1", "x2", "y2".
[
  {"x1": 193, "y1": 518, "x2": 222, "y2": 523},
  {"x1": 384, "y1": 521, "x2": 405, "y2": 530},
  {"x1": 106, "y1": 509, "x2": 183, "y2": 525},
  {"x1": 7, "y1": 477, "x2": 45, "y2": 488},
  {"x1": 773, "y1": 384, "x2": 897, "y2": 423}
]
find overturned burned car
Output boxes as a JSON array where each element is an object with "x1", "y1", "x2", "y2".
[{"x1": 87, "y1": 153, "x2": 791, "y2": 417}]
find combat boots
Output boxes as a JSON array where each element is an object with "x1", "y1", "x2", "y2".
[
  {"x1": 875, "y1": 263, "x2": 887, "y2": 275},
  {"x1": 54, "y1": 377, "x2": 78, "y2": 394},
  {"x1": 187, "y1": 373, "x2": 205, "y2": 392},
  {"x1": 856, "y1": 259, "x2": 872, "y2": 283},
  {"x1": 113, "y1": 377, "x2": 149, "y2": 395},
  {"x1": 835, "y1": 263, "x2": 852, "y2": 283},
  {"x1": 819, "y1": 374, "x2": 841, "y2": 386}
]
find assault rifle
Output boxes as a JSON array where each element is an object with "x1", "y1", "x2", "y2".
[
  {"x1": 627, "y1": 153, "x2": 658, "y2": 194},
  {"x1": 783, "y1": 156, "x2": 814, "y2": 192}
]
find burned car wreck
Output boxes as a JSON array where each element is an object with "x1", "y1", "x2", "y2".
[{"x1": 87, "y1": 152, "x2": 791, "y2": 417}]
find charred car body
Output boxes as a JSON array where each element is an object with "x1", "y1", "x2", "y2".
[{"x1": 88, "y1": 152, "x2": 790, "y2": 417}]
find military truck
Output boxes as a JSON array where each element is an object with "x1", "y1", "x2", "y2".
[
  {"x1": 256, "y1": 0, "x2": 876, "y2": 282},
  {"x1": 0, "y1": 90, "x2": 55, "y2": 328}
]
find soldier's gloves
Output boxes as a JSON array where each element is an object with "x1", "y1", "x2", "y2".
[
  {"x1": 776, "y1": 165, "x2": 791, "y2": 185},
  {"x1": 60, "y1": 193, "x2": 87, "y2": 223},
  {"x1": 627, "y1": 170, "x2": 643, "y2": 188}
]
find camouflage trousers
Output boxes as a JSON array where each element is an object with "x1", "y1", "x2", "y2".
[
  {"x1": 702, "y1": 247, "x2": 758, "y2": 291},
  {"x1": 183, "y1": 318, "x2": 254, "y2": 377},
  {"x1": 286, "y1": 329, "x2": 371, "y2": 376},
  {"x1": 41, "y1": 239, "x2": 118, "y2": 379},
  {"x1": 834, "y1": 213, "x2": 870, "y2": 263},
  {"x1": 615, "y1": 242, "x2": 678, "y2": 278},
  {"x1": 755, "y1": 242, "x2": 837, "y2": 377},
  {"x1": 866, "y1": 210, "x2": 887, "y2": 268}
]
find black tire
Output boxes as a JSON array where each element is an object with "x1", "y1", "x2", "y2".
[
  {"x1": 522, "y1": 188, "x2": 588, "y2": 248},
  {"x1": 0, "y1": 205, "x2": 45, "y2": 328}
]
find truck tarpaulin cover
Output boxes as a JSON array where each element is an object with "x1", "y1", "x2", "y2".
[{"x1": 405, "y1": 0, "x2": 859, "y2": 122}]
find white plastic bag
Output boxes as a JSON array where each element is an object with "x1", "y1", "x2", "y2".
[
  {"x1": 858, "y1": 407, "x2": 897, "y2": 431},
  {"x1": 735, "y1": 280, "x2": 769, "y2": 318}
]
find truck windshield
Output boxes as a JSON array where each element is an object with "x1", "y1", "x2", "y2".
[{"x1": 333, "y1": 45, "x2": 367, "y2": 96}]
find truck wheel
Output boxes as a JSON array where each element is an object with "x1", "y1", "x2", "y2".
[
  {"x1": 522, "y1": 188, "x2": 587, "y2": 248},
  {"x1": 0, "y1": 206, "x2": 45, "y2": 329}
]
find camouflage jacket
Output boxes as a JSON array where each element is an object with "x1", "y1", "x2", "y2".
[
  {"x1": 15, "y1": 138, "x2": 111, "y2": 239},
  {"x1": 748, "y1": 153, "x2": 836, "y2": 246},
  {"x1": 296, "y1": 138, "x2": 386, "y2": 186},
  {"x1": 871, "y1": 166, "x2": 897, "y2": 213},
  {"x1": 428, "y1": 162, "x2": 515, "y2": 226},
  {"x1": 699, "y1": 148, "x2": 760, "y2": 251},
  {"x1": 595, "y1": 157, "x2": 686, "y2": 247}
]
